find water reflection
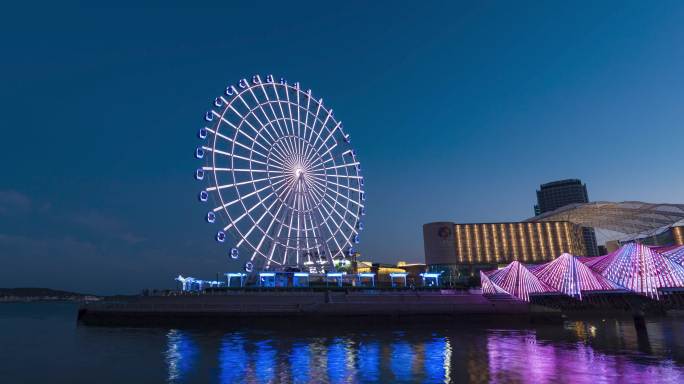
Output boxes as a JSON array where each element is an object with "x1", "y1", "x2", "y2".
[
  {"x1": 290, "y1": 342, "x2": 310, "y2": 383},
  {"x1": 165, "y1": 329, "x2": 198, "y2": 383},
  {"x1": 487, "y1": 330, "x2": 684, "y2": 384},
  {"x1": 357, "y1": 341, "x2": 379, "y2": 382},
  {"x1": 390, "y1": 340, "x2": 413, "y2": 381},
  {"x1": 218, "y1": 333, "x2": 247, "y2": 383},
  {"x1": 163, "y1": 319, "x2": 684, "y2": 383}
]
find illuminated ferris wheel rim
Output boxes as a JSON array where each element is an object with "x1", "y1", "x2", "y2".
[{"x1": 195, "y1": 74, "x2": 365, "y2": 272}]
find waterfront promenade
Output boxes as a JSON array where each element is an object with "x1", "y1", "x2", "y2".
[{"x1": 78, "y1": 289, "x2": 559, "y2": 326}]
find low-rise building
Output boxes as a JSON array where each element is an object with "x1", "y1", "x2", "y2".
[{"x1": 423, "y1": 221, "x2": 586, "y2": 285}]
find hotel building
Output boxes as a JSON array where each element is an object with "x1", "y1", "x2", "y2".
[{"x1": 423, "y1": 221, "x2": 586, "y2": 284}]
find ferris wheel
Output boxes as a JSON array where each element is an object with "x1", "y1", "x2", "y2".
[{"x1": 194, "y1": 74, "x2": 365, "y2": 273}]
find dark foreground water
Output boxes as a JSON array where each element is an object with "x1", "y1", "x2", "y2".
[{"x1": 1, "y1": 303, "x2": 684, "y2": 383}]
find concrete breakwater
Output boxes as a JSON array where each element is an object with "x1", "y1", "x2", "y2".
[{"x1": 77, "y1": 290, "x2": 560, "y2": 327}]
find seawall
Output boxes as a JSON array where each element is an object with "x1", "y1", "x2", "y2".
[{"x1": 77, "y1": 290, "x2": 560, "y2": 327}]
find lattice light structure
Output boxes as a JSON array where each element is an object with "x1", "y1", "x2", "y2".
[
  {"x1": 480, "y1": 271, "x2": 509, "y2": 295},
  {"x1": 578, "y1": 251, "x2": 616, "y2": 274},
  {"x1": 595, "y1": 243, "x2": 684, "y2": 299},
  {"x1": 482, "y1": 244, "x2": 684, "y2": 301},
  {"x1": 195, "y1": 75, "x2": 364, "y2": 273},
  {"x1": 480, "y1": 261, "x2": 555, "y2": 301},
  {"x1": 531, "y1": 253, "x2": 620, "y2": 299},
  {"x1": 660, "y1": 245, "x2": 684, "y2": 266}
]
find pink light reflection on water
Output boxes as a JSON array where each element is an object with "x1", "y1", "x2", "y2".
[{"x1": 487, "y1": 331, "x2": 684, "y2": 384}]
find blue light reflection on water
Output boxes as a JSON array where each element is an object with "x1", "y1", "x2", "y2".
[
  {"x1": 218, "y1": 333, "x2": 247, "y2": 384},
  {"x1": 390, "y1": 340, "x2": 414, "y2": 381},
  {"x1": 290, "y1": 342, "x2": 310, "y2": 383},
  {"x1": 327, "y1": 337, "x2": 347, "y2": 383},
  {"x1": 424, "y1": 337, "x2": 448, "y2": 382},
  {"x1": 165, "y1": 329, "x2": 198, "y2": 383},
  {"x1": 357, "y1": 341, "x2": 380, "y2": 382},
  {"x1": 254, "y1": 340, "x2": 276, "y2": 383}
]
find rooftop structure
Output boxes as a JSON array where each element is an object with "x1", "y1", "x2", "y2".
[
  {"x1": 482, "y1": 243, "x2": 684, "y2": 301},
  {"x1": 528, "y1": 201, "x2": 684, "y2": 236}
]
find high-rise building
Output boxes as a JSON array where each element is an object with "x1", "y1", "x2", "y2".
[{"x1": 535, "y1": 179, "x2": 599, "y2": 256}]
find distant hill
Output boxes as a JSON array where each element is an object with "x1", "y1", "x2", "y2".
[{"x1": 0, "y1": 288, "x2": 98, "y2": 299}]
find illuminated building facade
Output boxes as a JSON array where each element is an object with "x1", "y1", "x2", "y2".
[
  {"x1": 675, "y1": 225, "x2": 684, "y2": 245},
  {"x1": 356, "y1": 261, "x2": 426, "y2": 285},
  {"x1": 423, "y1": 221, "x2": 586, "y2": 284}
]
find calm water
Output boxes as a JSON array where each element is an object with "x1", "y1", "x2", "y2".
[{"x1": 1, "y1": 303, "x2": 684, "y2": 383}]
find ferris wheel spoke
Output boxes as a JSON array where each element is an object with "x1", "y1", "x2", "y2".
[
  {"x1": 259, "y1": 88, "x2": 288, "y2": 139},
  {"x1": 213, "y1": 111, "x2": 272, "y2": 154},
  {"x1": 311, "y1": 109, "x2": 335, "y2": 148},
  {"x1": 250, "y1": 196, "x2": 288, "y2": 262},
  {"x1": 301, "y1": 90, "x2": 313, "y2": 142},
  {"x1": 312, "y1": 176, "x2": 362, "y2": 194},
  {"x1": 284, "y1": 86, "x2": 298, "y2": 151},
  {"x1": 296, "y1": 91, "x2": 306, "y2": 153},
  {"x1": 249, "y1": 81, "x2": 285, "y2": 136},
  {"x1": 271, "y1": 84, "x2": 293, "y2": 137},
  {"x1": 311, "y1": 161, "x2": 360, "y2": 172},
  {"x1": 236, "y1": 196, "x2": 280, "y2": 247},
  {"x1": 308, "y1": 174, "x2": 328, "y2": 198},
  {"x1": 313, "y1": 202, "x2": 345, "y2": 255},
  {"x1": 236, "y1": 90, "x2": 279, "y2": 144},
  {"x1": 211, "y1": 177, "x2": 286, "y2": 211},
  {"x1": 301, "y1": 185, "x2": 324, "y2": 246},
  {"x1": 302, "y1": 139, "x2": 323, "y2": 166},
  {"x1": 302, "y1": 150, "x2": 319, "y2": 169},
  {"x1": 314, "y1": 121, "x2": 341, "y2": 154},
  {"x1": 269, "y1": 143, "x2": 292, "y2": 168},
  {"x1": 265, "y1": 183, "x2": 297, "y2": 263},
  {"x1": 204, "y1": 167, "x2": 283, "y2": 174},
  {"x1": 227, "y1": 103, "x2": 274, "y2": 148},
  {"x1": 319, "y1": 182, "x2": 364, "y2": 208},
  {"x1": 311, "y1": 173, "x2": 362, "y2": 180},
  {"x1": 300, "y1": 178, "x2": 321, "y2": 202},
  {"x1": 282, "y1": 194, "x2": 298, "y2": 265},
  {"x1": 247, "y1": 108, "x2": 279, "y2": 145},
  {"x1": 204, "y1": 127, "x2": 256, "y2": 152},
  {"x1": 294, "y1": 193, "x2": 304, "y2": 264},
  {"x1": 270, "y1": 113, "x2": 296, "y2": 156},
  {"x1": 202, "y1": 146, "x2": 270, "y2": 166},
  {"x1": 223, "y1": 189, "x2": 279, "y2": 231},
  {"x1": 306, "y1": 98, "x2": 323, "y2": 143},
  {"x1": 264, "y1": 156, "x2": 286, "y2": 170},
  {"x1": 206, "y1": 175, "x2": 278, "y2": 192},
  {"x1": 312, "y1": 142, "x2": 337, "y2": 164},
  {"x1": 309, "y1": 184, "x2": 326, "y2": 208},
  {"x1": 244, "y1": 80, "x2": 282, "y2": 137},
  {"x1": 321, "y1": 197, "x2": 358, "y2": 235},
  {"x1": 269, "y1": 148, "x2": 290, "y2": 166},
  {"x1": 301, "y1": 211, "x2": 311, "y2": 255}
]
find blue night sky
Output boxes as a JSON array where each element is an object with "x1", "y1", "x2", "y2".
[{"x1": 1, "y1": 2, "x2": 683, "y2": 294}]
